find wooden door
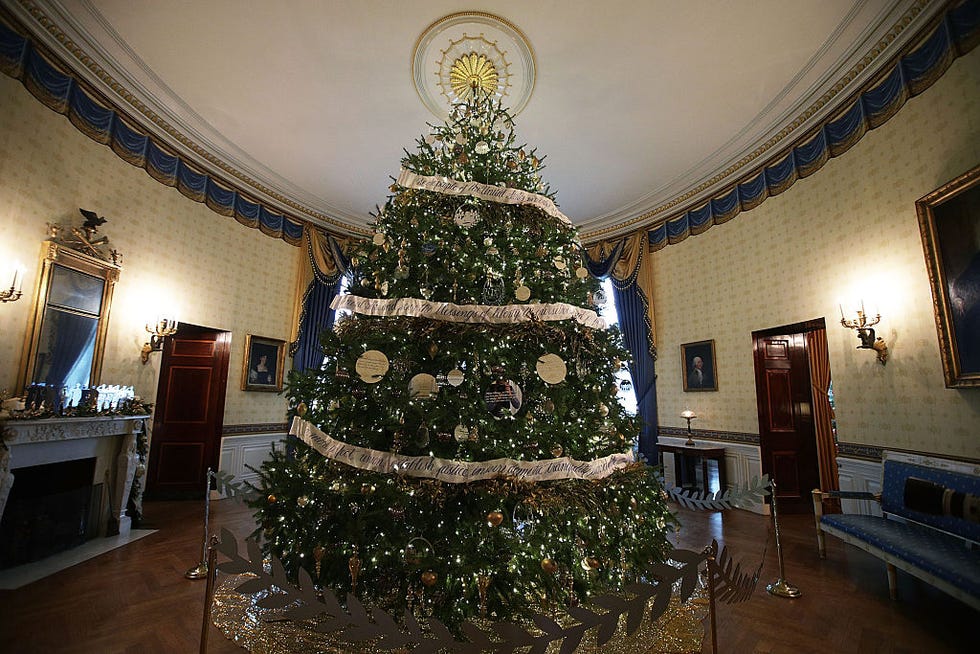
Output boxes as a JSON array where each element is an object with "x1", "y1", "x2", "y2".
[
  {"x1": 752, "y1": 327, "x2": 819, "y2": 514},
  {"x1": 146, "y1": 324, "x2": 230, "y2": 498}
]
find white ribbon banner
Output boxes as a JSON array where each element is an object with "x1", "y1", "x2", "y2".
[
  {"x1": 290, "y1": 417, "x2": 634, "y2": 484},
  {"x1": 396, "y1": 168, "x2": 572, "y2": 226},
  {"x1": 331, "y1": 296, "x2": 606, "y2": 330}
]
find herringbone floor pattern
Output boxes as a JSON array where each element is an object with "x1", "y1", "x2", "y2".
[{"x1": 0, "y1": 499, "x2": 973, "y2": 653}]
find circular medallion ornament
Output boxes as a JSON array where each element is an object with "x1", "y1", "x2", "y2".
[
  {"x1": 514, "y1": 285, "x2": 531, "y2": 302},
  {"x1": 412, "y1": 13, "x2": 536, "y2": 120},
  {"x1": 536, "y1": 353, "x2": 568, "y2": 385},
  {"x1": 446, "y1": 368, "x2": 465, "y2": 387},
  {"x1": 372, "y1": 232, "x2": 386, "y2": 245},
  {"x1": 355, "y1": 350, "x2": 390, "y2": 383},
  {"x1": 454, "y1": 424, "x2": 470, "y2": 442},
  {"x1": 575, "y1": 266, "x2": 589, "y2": 279},
  {"x1": 409, "y1": 373, "x2": 440, "y2": 399},
  {"x1": 422, "y1": 242, "x2": 437, "y2": 257},
  {"x1": 453, "y1": 205, "x2": 481, "y2": 227},
  {"x1": 553, "y1": 257, "x2": 567, "y2": 271}
]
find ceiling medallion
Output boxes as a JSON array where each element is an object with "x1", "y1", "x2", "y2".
[{"x1": 413, "y1": 12, "x2": 535, "y2": 119}]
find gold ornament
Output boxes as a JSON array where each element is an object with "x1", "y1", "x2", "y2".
[
  {"x1": 360, "y1": 483, "x2": 376, "y2": 495},
  {"x1": 486, "y1": 511, "x2": 504, "y2": 527},
  {"x1": 296, "y1": 495, "x2": 310, "y2": 508},
  {"x1": 550, "y1": 445, "x2": 564, "y2": 457},
  {"x1": 428, "y1": 342, "x2": 439, "y2": 358},
  {"x1": 540, "y1": 558, "x2": 559, "y2": 574},
  {"x1": 599, "y1": 403, "x2": 610, "y2": 417},
  {"x1": 267, "y1": 494, "x2": 277, "y2": 504},
  {"x1": 421, "y1": 570, "x2": 438, "y2": 587},
  {"x1": 349, "y1": 553, "x2": 361, "y2": 593},
  {"x1": 296, "y1": 402, "x2": 308, "y2": 416},
  {"x1": 581, "y1": 556, "x2": 601, "y2": 570},
  {"x1": 313, "y1": 545, "x2": 325, "y2": 578},
  {"x1": 478, "y1": 574, "x2": 492, "y2": 617}
]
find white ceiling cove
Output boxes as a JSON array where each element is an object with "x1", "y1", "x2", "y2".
[{"x1": 7, "y1": 1, "x2": 940, "y2": 238}]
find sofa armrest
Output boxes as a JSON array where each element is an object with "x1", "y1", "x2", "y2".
[{"x1": 811, "y1": 489, "x2": 882, "y2": 558}]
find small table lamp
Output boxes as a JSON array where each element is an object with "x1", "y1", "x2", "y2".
[{"x1": 680, "y1": 409, "x2": 697, "y2": 447}]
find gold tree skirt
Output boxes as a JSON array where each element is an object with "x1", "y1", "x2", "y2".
[{"x1": 212, "y1": 574, "x2": 707, "y2": 654}]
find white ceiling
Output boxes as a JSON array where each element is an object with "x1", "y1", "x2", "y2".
[{"x1": 10, "y1": 1, "x2": 939, "y2": 239}]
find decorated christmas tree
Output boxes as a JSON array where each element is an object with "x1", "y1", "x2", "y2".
[{"x1": 250, "y1": 92, "x2": 676, "y2": 630}]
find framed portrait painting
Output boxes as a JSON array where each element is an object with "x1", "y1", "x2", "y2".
[
  {"x1": 916, "y1": 164, "x2": 980, "y2": 388},
  {"x1": 681, "y1": 340, "x2": 717, "y2": 392},
  {"x1": 242, "y1": 334, "x2": 286, "y2": 392}
]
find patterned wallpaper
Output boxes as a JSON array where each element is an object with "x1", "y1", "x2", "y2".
[
  {"x1": 652, "y1": 47, "x2": 980, "y2": 460},
  {"x1": 0, "y1": 74, "x2": 300, "y2": 426}
]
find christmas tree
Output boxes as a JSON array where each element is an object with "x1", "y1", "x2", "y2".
[{"x1": 250, "y1": 93, "x2": 676, "y2": 630}]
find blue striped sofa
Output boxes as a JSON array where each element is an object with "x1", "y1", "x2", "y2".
[{"x1": 812, "y1": 451, "x2": 980, "y2": 611}]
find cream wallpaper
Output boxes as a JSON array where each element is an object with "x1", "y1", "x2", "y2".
[
  {"x1": 0, "y1": 74, "x2": 300, "y2": 427},
  {"x1": 653, "y1": 47, "x2": 980, "y2": 459}
]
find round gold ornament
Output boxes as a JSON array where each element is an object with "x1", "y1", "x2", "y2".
[
  {"x1": 447, "y1": 368, "x2": 465, "y2": 387},
  {"x1": 540, "y1": 558, "x2": 559, "y2": 574},
  {"x1": 355, "y1": 350, "x2": 390, "y2": 384},
  {"x1": 550, "y1": 445, "x2": 564, "y2": 457},
  {"x1": 372, "y1": 232, "x2": 386, "y2": 245},
  {"x1": 421, "y1": 570, "x2": 438, "y2": 587},
  {"x1": 599, "y1": 403, "x2": 610, "y2": 417},
  {"x1": 486, "y1": 511, "x2": 504, "y2": 527},
  {"x1": 296, "y1": 402, "x2": 308, "y2": 416},
  {"x1": 267, "y1": 494, "x2": 277, "y2": 504},
  {"x1": 296, "y1": 495, "x2": 310, "y2": 508},
  {"x1": 536, "y1": 353, "x2": 567, "y2": 385},
  {"x1": 514, "y1": 285, "x2": 531, "y2": 301},
  {"x1": 575, "y1": 266, "x2": 589, "y2": 279}
]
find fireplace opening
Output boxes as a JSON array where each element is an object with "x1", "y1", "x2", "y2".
[{"x1": 0, "y1": 457, "x2": 103, "y2": 569}]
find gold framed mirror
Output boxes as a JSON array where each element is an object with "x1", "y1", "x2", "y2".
[{"x1": 17, "y1": 240, "x2": 120, "y2": 394}]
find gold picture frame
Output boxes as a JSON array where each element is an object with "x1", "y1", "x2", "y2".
[
  {"x1": 916, "y1": 164, "x2": 980, "y2": 388},
  {"x1": 242, "y1": 334, "x2": 286, "y2": 392}
]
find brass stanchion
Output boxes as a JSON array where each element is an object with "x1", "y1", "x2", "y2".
[
  {"x1": 186, "y1": 468, "x2": 215, "y2": 580},
  {"x1": 705, "y1": 546, "x2": 718, "y2": 654},
  {"x1": 766, "y1": 479, "x2": 801, "y2": 598},
  {"x1": 199, "y1": 535, "x2": 219, "y2": 654}
]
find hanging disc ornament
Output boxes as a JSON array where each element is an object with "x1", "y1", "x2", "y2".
[
  {"x1": 454, "y1": 424, "x2": 470, "y2": 442},
  {"x1": 372, "y1": 232, "x2": 386, "y2": 245},
  {"x1": 453, "y1": 205, "x2": 481, "y2": 227},
  {"x1": 553, "y1": 257, "x2": 567, "y2": 270},
  {"x1": 355, "y1": 350, "x2": 390, "y2": 383},
  {"x1": 483, "y1": 274, "x2": 505, "y2": 305},
  {"x1": 408, "y1": 373, "x2": 439, "y2": 400},
  {"x1": 536, "y1": 353, "x2": 568, "y2": 385},
  {"x1": 514, "y1": 285, "x2": 531, "y2": 301},
  {"x1": 422, "y1": 242, "x2": 437, "y2": 257},
  {"x1": 475, "y1": 141, "x2": 490, "y2": 154},
  {"x1": 447, "y1": 368, "x2": 465, "y2": 387},
  {"x1": 575, "y1": 266, "x2": 589, "y2": 279}
]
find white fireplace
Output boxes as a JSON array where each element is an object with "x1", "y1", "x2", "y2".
[{"x1": 0, "y1": 416, "x2": 145, "y2": 563}]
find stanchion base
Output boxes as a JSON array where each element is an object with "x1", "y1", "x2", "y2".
[
  {"x1": 766, "y1": 578, "x2": 801, "y2": 598},
  {"x1": 185, "y1": 562, "x2": 209, "y2": 580}
]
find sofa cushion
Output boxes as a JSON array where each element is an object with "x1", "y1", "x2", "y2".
[
  {"x1": 881, "y1": 460, "x2": 980, "y2": 542},
  {"x1": 821, "y1": 514, "x2": 980, "y2": 598}
]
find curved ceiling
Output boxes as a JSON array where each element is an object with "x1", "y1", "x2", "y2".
[{"x1": 7, "y1": 1, "x2": 941, "y2": 239}]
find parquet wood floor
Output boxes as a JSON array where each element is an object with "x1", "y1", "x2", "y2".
[{"x1": 0, "y1": 499, "x2": 973, "y2": 653}]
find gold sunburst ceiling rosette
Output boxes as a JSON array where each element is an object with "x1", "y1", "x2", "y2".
[
  {"x1": 450, "y1": 52, "x2": 499, "y2": 101},
  {"x1": 412, "y1": 12, "x2": 536, "y2": 119}
]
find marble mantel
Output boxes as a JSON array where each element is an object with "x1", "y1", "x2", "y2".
[{"x1": 0, "y1": 415, "x2": 147, "y2": 537}]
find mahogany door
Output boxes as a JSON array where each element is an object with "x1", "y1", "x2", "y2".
[
  {"x1": 752, "y1": 326, "x2": 819, "y2": 514},
  {"x1": 146, "y1": 324, "x2": 230, "y2": 498}
]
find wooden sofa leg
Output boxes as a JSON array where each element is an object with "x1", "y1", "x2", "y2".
[
  {"x1": 886, "y1": 563, "x2": 898, "y2": 600},
  {"x1": 811, "y1": 489, "x2": 826, "y2": 559}
]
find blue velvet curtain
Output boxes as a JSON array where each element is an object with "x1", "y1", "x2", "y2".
[
  {"x1": 291, "y1": 230, "x2": 351, "y2": 372},
  {"x1": 584, "y1": 234, "x2": 658, "y2": 463}
]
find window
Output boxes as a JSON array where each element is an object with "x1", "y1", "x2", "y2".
[{"x1": 598, "y1": 277, "x2": 637, "y2": 416}]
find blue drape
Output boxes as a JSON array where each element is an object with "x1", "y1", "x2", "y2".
[
  {"x1": 611, "y1": 282, "x2": 658, "y2": 463},
  {"x1": 292, "y1": 277, "x2": 343, "y2": 372},
  {"x1": 584, "y1": 238, "x2": 658, "y2": 464}
]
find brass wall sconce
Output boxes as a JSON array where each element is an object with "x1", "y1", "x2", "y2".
[
  {"x1": 840, "y1": 302, "x2": 888, "y2": 364},
  {"x1": 1, "y1": 265, "x2": 24, "y2": 303},
  {"x1": 680, "y1": 409, "x2": 697, "y2": 446},
  {"x1": 141, "y1": 315, "x2": 178, "y2": 364}
]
